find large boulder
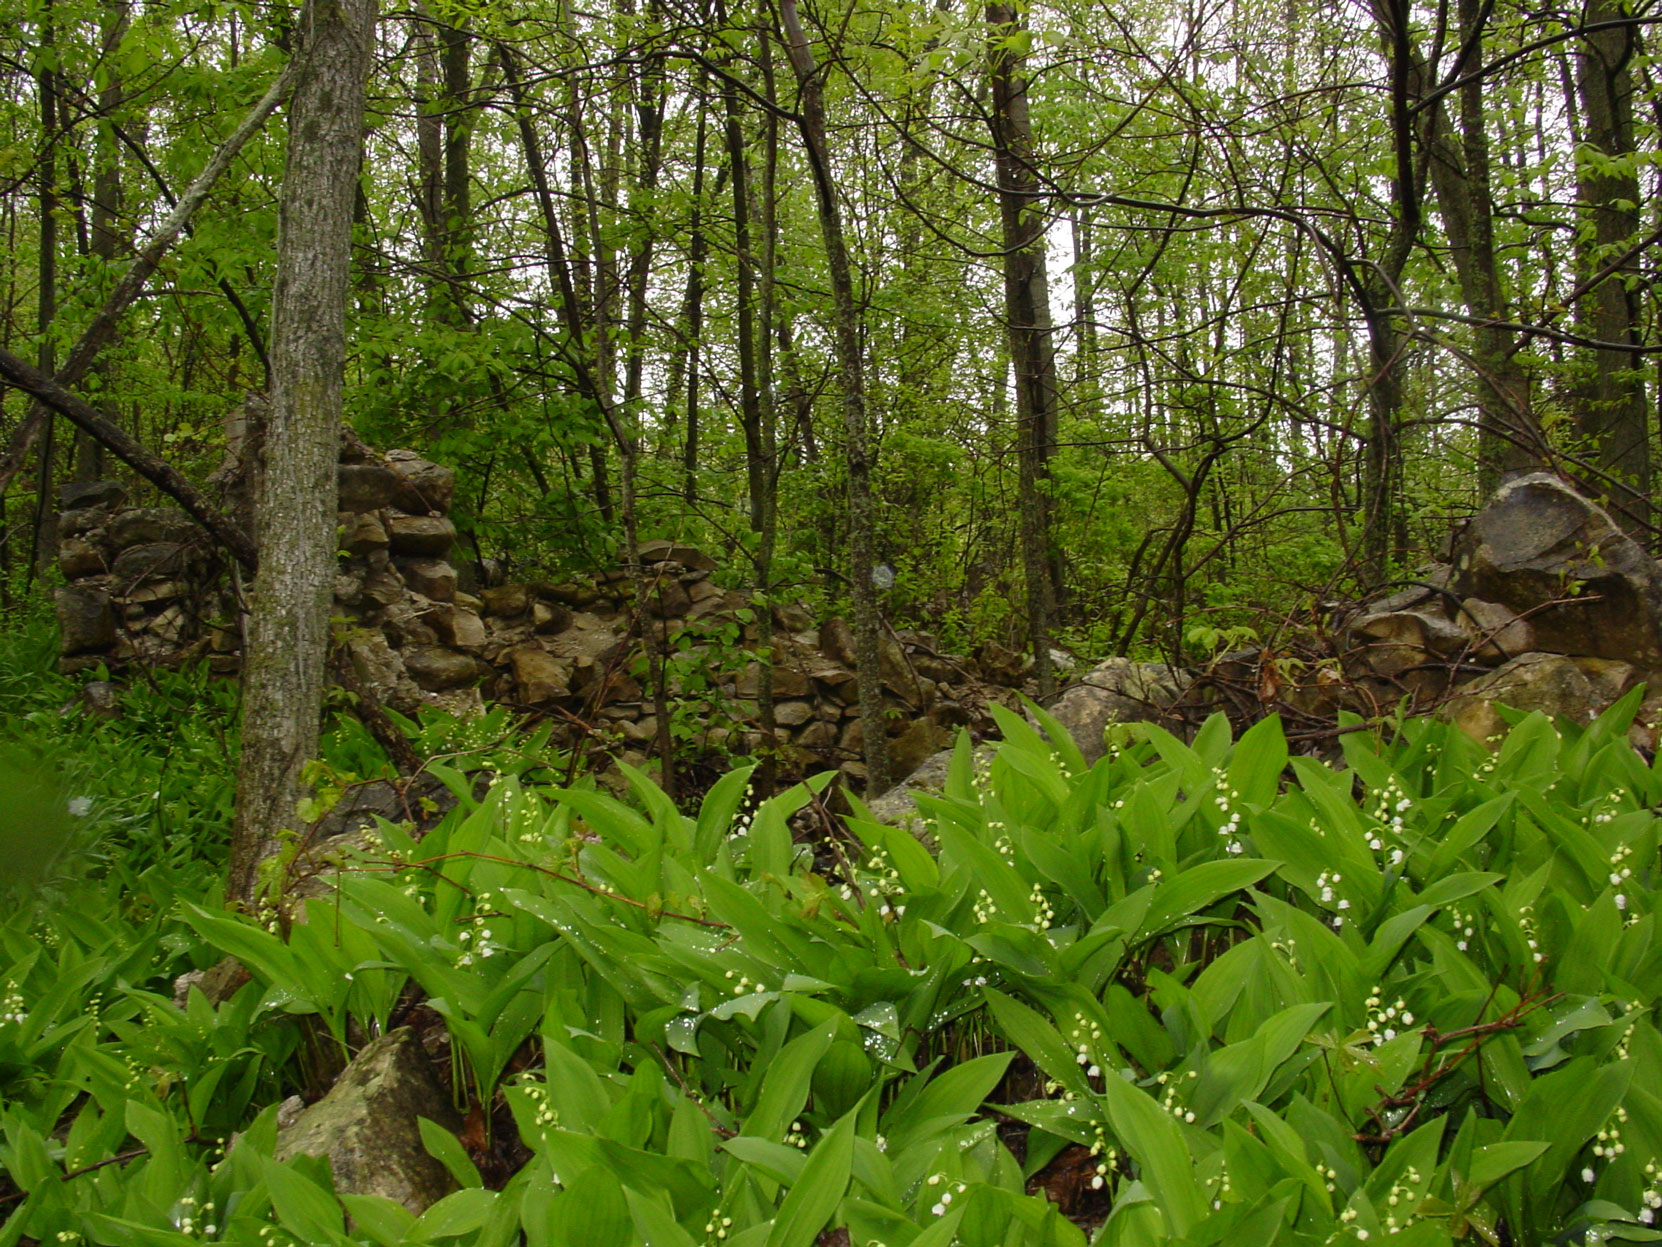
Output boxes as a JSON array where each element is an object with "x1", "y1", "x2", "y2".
[
  {"x1": 1450, "y1": 474, "x2": 1662, "y2": 668},
  {"x1": 1042, "y1": 658, "x2": 1188, "y2": 765},
  {"x1": 274, "y1": 1028, "x2": 461, "y2": 1214},
  {"x1": 1441, "y1": 651, "x2": 1641, "y2": 743}
]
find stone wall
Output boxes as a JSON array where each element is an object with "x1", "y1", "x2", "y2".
[{"x1": 53, "y1": 438, "x2": 1010, "y2": 782}]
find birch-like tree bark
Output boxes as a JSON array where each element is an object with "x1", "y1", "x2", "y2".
[{"x1": 228, "y1": 0, "x2": 375, "y2": 907}]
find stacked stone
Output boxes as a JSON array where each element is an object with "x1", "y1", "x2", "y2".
[
  {"x1": 55, "y1": 481, "x2": 229, "y2": 673},
  {"x1": 51, "y1": 443, "x2": 1013, "y2": 783},
  {"x1": 427, "y1": 544, "x2": 989, "y2": 783}
]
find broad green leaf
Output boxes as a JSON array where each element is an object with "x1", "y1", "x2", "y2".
[
  {"x1": 1098, "y1": 1070, "x2": 1206, "y2": 1236},
  {"x1": 765, "y1": 1105, "x2": 859, "y2": 1247},
  {"x1": 419, "y1": 1116, "x2": 482, "y2": 1188}
]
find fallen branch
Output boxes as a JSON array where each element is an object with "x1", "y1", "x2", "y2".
[{"x1": 0, "y1": 346, "x2": 257, "y2": 574}]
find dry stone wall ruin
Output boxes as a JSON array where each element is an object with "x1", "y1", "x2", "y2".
[{"x1": 52, "y1": 437, "x2": 1013, "y2": 784}]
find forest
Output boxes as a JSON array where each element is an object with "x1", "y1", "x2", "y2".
[{"x1": 4, "y1": 0, "x2": 1662, "y2": 1242}]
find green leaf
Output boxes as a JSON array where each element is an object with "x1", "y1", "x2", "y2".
[
  {"x1": 548, "y1": 1166, "x2": 631, "y2": 1247},
  {"x1": 986, "y1": 989, "x2": 1089, "y2": 1096},
  {"x1": 765, "y1": 1106, "x2": 859, "y2": 1247},
  {"x1": 1098, "y1": 1070, "x2": 1206, "y2": 1236},
  {"x1": 1138, "y1": 859, "x2": 1280, "y2": 941},
  {"x1": 410, "y1": 1187, "x2": 497, "y2": 1239},
  {"x1": 263, "y1": 1156, "x2": 348, "y2": 1242},
  {"x1": 1466, "y1": 1140, "x2": 1549, "y2": 1195},
  {"x1": 743, "y1": 1018, "x2": 837, "y2": 1142},
  {"x1": 420, "y1": 1115, "x2": 482, "y2": 1188}
]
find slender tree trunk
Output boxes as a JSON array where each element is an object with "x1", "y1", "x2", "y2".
[
  {"x1": 1361, "y1": 0, "x2": 1421, "y2": 583},
  {"x1": 229, "y1": 0, "x2": 374, "y2": 908},
  {"x1": 987, "y1": 0, "x2": 1060, "y2": 696},
  {"x1": 1419, "y1": 0, "x2": 1539, "y2": 489},
  {"x1": 668, "y1": 92, "x2": 711, "y2": 502},
  {"x1": 31, "y1": 11, "x2": 59, "y2": 582},
  {"x1": 779, "y1": 0, "x2": 889, "y2": 790},
  {"x1": 751, "y1": 33, "x2": 784, "y2": 793},
  {"x1": 77, "y1": 0, "x2": 130, "y2": 482},
  {"x1": 438, "y1": 14, "x2": 472, "y2": 325},
  {"x1": 1573, "y1": 0, "x2": 1650, "y2": 534},
  {"x1": 413, "y1": 5, "x2": 445, "y2": 301}
]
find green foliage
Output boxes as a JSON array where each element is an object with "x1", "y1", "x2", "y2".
[{"x1": 8, "y1": 685, "x2": 1662, "y2": 1243}]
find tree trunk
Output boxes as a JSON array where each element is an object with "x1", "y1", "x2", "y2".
[
  {"x1": 1361, "y1": 0, "x2": 1422, "y2": 583},
  {"x1": 229, "y1": 0, "x2": 374, "y2": 908},
  {"x1": 1419, "y1": 0, "x2": 1539, "y2": 489},
  {"x1": 987, "y1": 0, "x2": 1060, "y2": 697},
  {"x1": 1573, "y1": 0, "x2": 1650, "y2": 534},
  {"x1": 779, "y1": 0, "x2": 890, "y2": 791},
  {"x1": 31, "y1": 10, "x2": 59, "y2": 582},
  {"x1": 77, "y1": 0, "x2": 131, "y2": 482}
]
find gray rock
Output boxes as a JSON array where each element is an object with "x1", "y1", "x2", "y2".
[
  {"x1": 637, "y1": 539, "x2": 717, "y2": 571},
  {"x1": 398, "y1": 558, "x2": 456, "y2": 602},
  {"x1": 480, "y1": 584, "x2": 531, "y2": 617},
  {"x1": 820, "y1": 617, "x2": 856, "y2": 668},
  {"x1": 274, "y1": 1028, "x2": 461, "y2": 1214},
  {"x1": 1348, "y1": 609, "x2": 1469, "y2": 676},
  {"x1": 773, "y1": 699, "x2": 815, "y2": 727},
  {"x1": 70, "y1": 680, "x2": 122, "y2": 720},
  {"x1": 544, "y1": 581, "x2": 601, "y2": 609},
  {"x1": 339, "y1": 511, "x2": 389, "y2": 555},
  {"x1": 1442, "y1": 651, "x2": 1641, "y2": 743},
  {"x1": 58, "y1": 536, "x2": 106, "y2": 579},
  {"x1": 403, "y1": 646, "x2": 484, "y2": 692},
  {"x1": 336, "y1": 464, "x2": 404, "y2": 512},
  {"x1": 430, "y1": 604, "x2": 488, "y2": 652},
  {"x1": 56, "y1": 585, "x2": 116, "y2": 654},
  {"x1": 343, "y1": 631, "x2": 422, "y2": 713},
  {"x1": 58, "y1": 480, "x2": 126, "y2": 511},
  {"x1": 1042, "y1": 658, "x2": 1188, "y2": 765},
  {"x1": 387, "y1": 515, "x2": 457, "y2": 558},
  {"x1": 864, "y1": 742, "x2": 1000, "y2": 835},
  {"x1": 111, "y1": 541, "x2": 191, "y2": 583},
  {"x1": 109, "y1": 507, "x2": 196, "y2": 550},
  {"x1": 1456, "y1": 598, "x2": 1536, "y2": 665},
  {"x1": 532, "y1": 601, "x2": 571, "y2": 634},
  {"x1": 889, "y1": 718, "x2": 949, "y2": 779},
  {"x1": 795, "y1": 719, "x2": 838, "y2": 751},
  {"x1": 505, "y1": 645, "x2": 571, "y2": 704},
  {"x1": 1450, "y1": 473, "x2": 1662, "y2": 667},
  {"x1": 737, "y1": 662, "x2": 811, "y2": 699},
  {"x1": 645, "y1": 577, "x2": 692, "y2": 619},
  {"x1": 975, "y1": 641, "x2": 1028, "y2": 685},
  {"x1": 386, "y1": 450, "x2": 456, "y2": 515}
]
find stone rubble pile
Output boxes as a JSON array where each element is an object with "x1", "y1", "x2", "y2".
[
  {"x1": 1338, "y1": 473, "x2": 1662, "y2": 746},
  {"x1": 53, "y1": 438, "x2": 1019, "y2": 783}
]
